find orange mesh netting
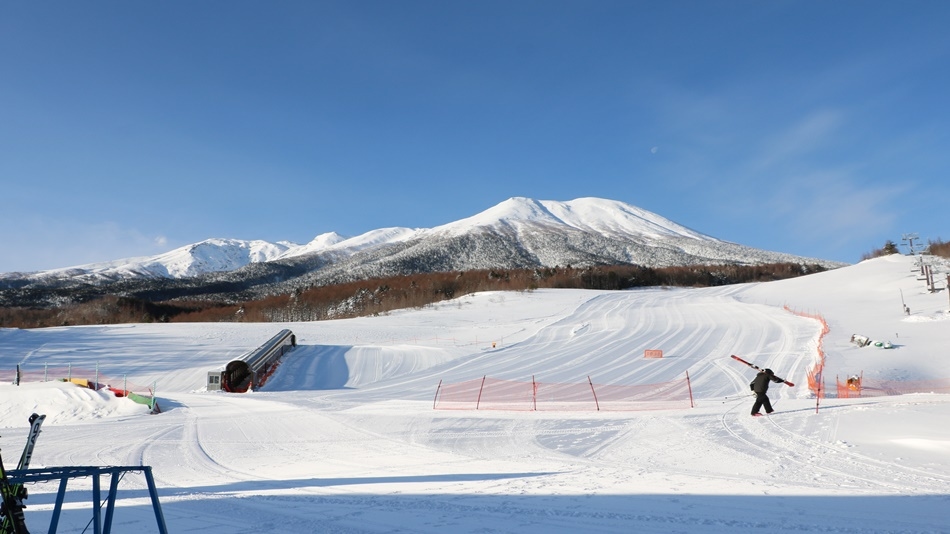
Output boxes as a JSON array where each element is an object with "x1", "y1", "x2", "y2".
[
  {"x1": 433, "y1": 375, "x2": 693, "y2": 412},
  {"x1": 836, "y1": 375, "x2": 950, "y2": 398},
  {"x1": 785, "y1": 306, "x2": 829, "y2": 398}
]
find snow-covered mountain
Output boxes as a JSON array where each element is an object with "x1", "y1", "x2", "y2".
[
  {"x1": 88, "y1": 238, "x2": 293, "y2": 279},
  {"x1": 283, "y1": 197, "x2": 839, "y2": 287},
  {"x1": 429, "y1": 197, "x2": 713, "y2": 241},
  {"x1": 0, "y1": 197, "x2": 843, "y2": 303}
]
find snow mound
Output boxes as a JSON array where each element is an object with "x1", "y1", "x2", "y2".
[{"x1": 0, "y1": 381, "x2": 150, "y2": 427}]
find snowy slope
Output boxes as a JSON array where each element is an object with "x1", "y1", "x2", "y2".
[
  {"x1": 430, "y1": 197, "x2": 715, "y2": 241},
  {"x1": 1, "y1": 254, "x2": 948, "y2": 533},
  {"x1": 276, "y1": 229, "x2": 424, "y2": 261},
  {"x1": 29, "y1": 238, "x2": 295, "y2": 281},
  {"x1": 308, "y1": 228, "x2": 419, "y2": 256}
]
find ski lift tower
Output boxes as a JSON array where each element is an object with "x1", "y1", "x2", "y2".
[
  {"x1": 901, "y1": 233, "x2": 925, "y2": 274},
  {"x1": 901, "y1": 233, "x2": 923, "y2": 255}
]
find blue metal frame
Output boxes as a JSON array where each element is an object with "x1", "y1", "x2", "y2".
[{"x1": 7, "y1": 465, "x2": 167, "y2": 534}]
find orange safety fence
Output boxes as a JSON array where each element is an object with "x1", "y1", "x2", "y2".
[
  {"x1": 836, "y1": 374, "x2": 950, "y2": 398},
  {"x1": 782, "y1": 306, "x2": 950, "y2": 401},
  {"x1": 433, "y1": 374, "x2": 694, "y2": 412},
  {"x1": 785, "y1": 306, "x2": 829, "y2": 398},
  {"x1": 837, "y1": 374, "x2": 864, "y2": 399}
]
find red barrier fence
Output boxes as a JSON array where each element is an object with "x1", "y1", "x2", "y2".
[{"x1": 433, "y1": 374, "x2": 694, "y2": 412}]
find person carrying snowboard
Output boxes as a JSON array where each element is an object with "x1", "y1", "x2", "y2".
[{"x1": 750, "y1": 368, "x2": 783, "y2": 416}]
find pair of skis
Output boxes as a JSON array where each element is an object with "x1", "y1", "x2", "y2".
[
  {"x1": 0, "y1": 413, "x2": 46, "y2": 534},
  {"x1": 730, "y1": 355, "x2": 794, "y2": 387}
]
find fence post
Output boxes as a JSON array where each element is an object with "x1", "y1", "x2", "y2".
[
  {"x1": 45, "y1": 363, "x2": 48, "y2": 382},
  {"x1": 587, "y1": 376, "x2": 600, "y2": 411},
  {"x1": 475, "y1": 375, "x2": 486, "y2": 410},
  {"x1": 68, "y1": 363, "x2": 72, "y2": 381},
  {"x1": 95, "y1": 361, "x2": 100, "y2": 390},
  {"x1": 15, "y1": 364, "x2": 20, "y2": 386},
  {"x1": 432, "y1": 379, "x2": 442, "y2": 410},
  {"x1": 686, "y1": 371, "x2": 694, "y2": 408},
  {"x1": 532, "y1": 375, "x2": 537, "y2": 411}
]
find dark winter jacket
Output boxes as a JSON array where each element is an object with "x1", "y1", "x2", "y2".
[{"x1": 751, "y1": 370, "x2": 782, "y2": 394}]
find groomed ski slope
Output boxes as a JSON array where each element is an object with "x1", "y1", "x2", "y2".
[{"x1": 1, "y1": 254, "x2": 948, "y2": 533}]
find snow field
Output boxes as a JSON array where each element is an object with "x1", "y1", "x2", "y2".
[{"x1": 1, "y1": 254, "x2": 948, "y2": 533}]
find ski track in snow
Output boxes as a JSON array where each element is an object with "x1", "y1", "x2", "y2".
[{"x1": 718, "y1": 401, "x2": 950, "y2": 494}]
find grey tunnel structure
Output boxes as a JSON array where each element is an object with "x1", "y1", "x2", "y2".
[{"x1": 207, "y1": 329, "x2": 296, "y2": 392}]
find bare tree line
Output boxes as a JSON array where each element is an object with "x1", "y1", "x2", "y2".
[{"x1": 1, "y1": 263, "x2": 827, "y2": 329}]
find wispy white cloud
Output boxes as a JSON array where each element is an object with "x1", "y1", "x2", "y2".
[
  {"x1": 641, "y1": 74, "x2": 926, "y2": 262},
  {"x1": 745, "y1": 109, "x2": 844, "y2": 173},
  {"x1": 764, "y1": 169, "x2": 907, "y2": 249}
]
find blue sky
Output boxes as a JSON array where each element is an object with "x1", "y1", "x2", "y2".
[{"x1": 2, "y1": 1, "x2": 948, "y2": 273}]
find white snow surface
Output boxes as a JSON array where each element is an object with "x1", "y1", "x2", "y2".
[
  {"x1": 430, "y1": 197, "x2": 716, "y2": 241},
  {"x1": 1, "y1": 254, "x2": 949, "y2": 533},
  {"x1": 37, "y1": 238, "x2": 296, "y2": 279},
  {"x1": 279, "y1": 229, "x2": 423, "y2": 261}
]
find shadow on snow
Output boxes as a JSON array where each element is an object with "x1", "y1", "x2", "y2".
[{"x1": 20, "y1": 489, "x2": 950, "y2": 534}]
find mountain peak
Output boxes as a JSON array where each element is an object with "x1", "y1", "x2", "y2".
[
  {"x1": 430, "y1": 196, "x2": 717, "y2": 241},
  {"x1": 430, "y1": 197, "x2": 560, "y2": 235},
  {"x1": 146, "y1": 238, "x2": 293, "y2": 278}
]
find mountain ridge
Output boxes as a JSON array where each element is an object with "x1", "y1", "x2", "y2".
[{"x1": 0, "y1": 197, "x2": 845, "y2": 306}]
